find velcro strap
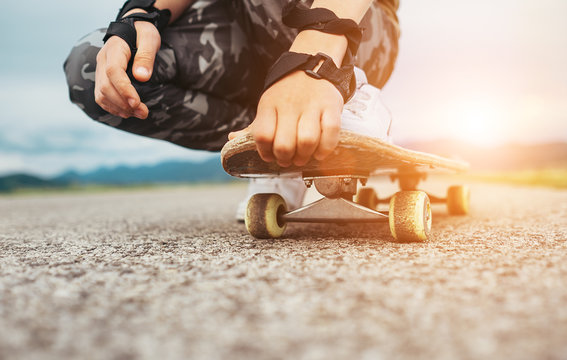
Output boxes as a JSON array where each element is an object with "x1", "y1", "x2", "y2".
[
  {"x1": 115, "y1": 0, "x2": 171, "y2": 31},
  {"x1": 117, "y1": 0, "x2": 157, "y2": 19},
  {"x1": 103, "y1": 19, "x2": 137, "y2": 53},
  {"x1": 282, "y1": 2, "x2": 363, "y2": 57},
  {"x1": 263, "y1": 52, "x2": 317, "y2": 87},
  {"x1": 103, "y1": 11, "x2": 171, "y2": 54},
  {"x1": 264, "y1": 52, "x2": 356, "y2": 102},
  {"x1": 308, "y1": 56, "x2": 355, "y2": 99},
  {"x1": 125, "y1": 11, "x2": 169, "y2": 32}
]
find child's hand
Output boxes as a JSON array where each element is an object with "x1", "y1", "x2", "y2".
[
  {"x1": 94, "y1": 10, "x2": 160, "y2": 119},
  {"x1": 230, "y1": 29, "x2": 348, "y2": 167},
  {"x1": 250, "y1": 71, "x2": 343, "y2": 167}
]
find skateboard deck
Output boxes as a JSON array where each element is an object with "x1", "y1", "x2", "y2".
[
  {"x1": 221, "y1": 130, "x2": 470, "y2": 242},
  {"x1": 221, "y1": 130, "x2": 468, "y2": 178}
]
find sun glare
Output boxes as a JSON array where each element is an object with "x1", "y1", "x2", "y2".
[{"x1": 449, "y1": 103, "x2": 503, "y2": 147}]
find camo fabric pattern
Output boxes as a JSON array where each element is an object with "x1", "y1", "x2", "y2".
[{"x1": 64, "y1": 0, "x2": 399, "y2": 151}]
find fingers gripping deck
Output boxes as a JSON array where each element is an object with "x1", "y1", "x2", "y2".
[{"x1": 221, "y1": 130, "x2": 468, "y2": 178}]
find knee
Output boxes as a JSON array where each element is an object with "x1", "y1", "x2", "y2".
[{"x1": 63, "y1": 29, "x2": 108, "y2": 120}]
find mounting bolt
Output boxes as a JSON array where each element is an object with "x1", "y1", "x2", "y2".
[
  {"x1": 360, "y1": 178, "x2": 368, "y2": 186},
  {"x1": 304, "y1": 179, "x2": 313, "y2": 188}
]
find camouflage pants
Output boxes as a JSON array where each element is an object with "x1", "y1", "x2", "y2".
[{"x1": 64, "y1": 0, "x2": 400, "y2": 151}]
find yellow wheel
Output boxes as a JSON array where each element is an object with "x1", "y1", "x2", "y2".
[
  {"x1": 447, "y1": 185, "x2": 470, "y2": 215},
  {"x1": 355, "y1": 187, "x2": 379, "y2": 209},
  {"x1": 245, "y1": 193, "x2": 287, "y2": 239},
  {"x1": 389, "y1": 191, "x2": 432, "y2": 242}
]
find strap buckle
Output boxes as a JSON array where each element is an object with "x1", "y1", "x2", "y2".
[
  {"x1": 263, "y1": 51, "x2": 356, "y2": 103},
  {"x1": 304, "y1": 53, "x2": 332, "y2": 80},
  {"x1": 305, "y1": 70, "x2": 323, "y2": 80}
]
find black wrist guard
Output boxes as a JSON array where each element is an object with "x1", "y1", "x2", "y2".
[
  {"x1": 103, "y1": 0, "x2": 171, "y2": 53},
  {"x1": 116, "y1": 0, "x2": 170, "y2": 24},
  {"x1": 282, "y1": 1, "x2": 363, "y2": 61},
  {"x1": 103, "y1": 13, "x2": 163, "y2": 54},
  {"x1": 264, "y1": 52, "x2": 356, "y2": 103}
]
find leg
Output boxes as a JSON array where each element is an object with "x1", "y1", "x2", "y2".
[
  {"x1": 357, "y1": 0, "x2": 401, "y2": 88},
  {"x1": 230, "y1": 0, "x2": 400, "y2": 88},
  {"x1": 63, "y1": 0, "x2": 260, "y2": 151}
]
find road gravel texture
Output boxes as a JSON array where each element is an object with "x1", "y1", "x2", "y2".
[{"x1": 1, "y1": 180, "x2": 566, "y2": 360}]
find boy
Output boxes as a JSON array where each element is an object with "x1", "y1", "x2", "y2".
[{"x1": 64, "y1": 0, "x2": 399, "y2": 219}]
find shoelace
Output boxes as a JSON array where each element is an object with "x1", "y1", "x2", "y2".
[{"x1": 343, "y1": 86, "x2": 370, "y2": 118}]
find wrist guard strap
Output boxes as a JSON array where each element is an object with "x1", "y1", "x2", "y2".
[
  {"x1": 103, "y1": 12, "x2": 164, "y2": 54},
  {"x1": 282, "y1": 2, "x2": 363, "y2": 59},
  {"x1": 264, "y1": 52, "x2": 356, "y2": 103},
  {"x1": 116, "y1": 0, "x2": 170, "y2": 24},
  {"x1": 103, "y1": 0, "x2": 171, "y2": 53}
]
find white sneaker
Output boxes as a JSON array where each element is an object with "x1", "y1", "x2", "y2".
[
  {"x1": 236, "y1": 177, "x2": 307, "y2": 222},
  {"x1": 235, "y1": 68, "x2": 390, "y2": 222},
  {"x1": 341, "y1": 67, "x2": 392, "y2": 142}
]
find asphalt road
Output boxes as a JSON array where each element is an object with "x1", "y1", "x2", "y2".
[{"x1": 1, "y1": 180, "x2": 566, "y2": 360}]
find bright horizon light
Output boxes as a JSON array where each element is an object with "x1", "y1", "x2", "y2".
[
  {"x1": 461, "y1": 107, "x2": 502, "y2": 146},
  {"x1": 441, "y1": 100, "x2": 505, "y2": 147}
]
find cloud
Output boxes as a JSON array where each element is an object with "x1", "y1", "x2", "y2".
[
  {"x1": 0, "y1": 78, "x2": 215, "y2": 177},
  {"x1": 0, "y1": 148, "x2": 216, "y2": 178}
]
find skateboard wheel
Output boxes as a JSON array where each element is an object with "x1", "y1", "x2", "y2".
[
  {"x1": 355, "y1": 187, "x2": 379, "y2": 210},
  {"x1": 447, "y1": 185, "x2": 470, "y2": 215},
  {"x1": 245, "y1": 193, "x2": 287, "y2": 239},
  {"x1": 389, "y1": 191, "x2": 432, "y2": 242}
]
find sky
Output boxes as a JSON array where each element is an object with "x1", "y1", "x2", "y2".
[{"x1": 0, "y1": 0, "x2": 566, "y2": 177}]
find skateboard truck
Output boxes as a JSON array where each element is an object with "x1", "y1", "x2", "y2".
[
  {"x1": 283, "y1": 197, "x2": 388, "y2": 223},
  {"x1": 303, "y1": 175, "x2": 367, "y2": 198},
  {"x1": 286, "y1": 175, "x2": 387, "y2": 224},
  {"x1": 390, "y1": 165, "x2": 428, "y2": 191},
  {"x1": 385, "y1": 167, "x2": 451, "y2": 204}
]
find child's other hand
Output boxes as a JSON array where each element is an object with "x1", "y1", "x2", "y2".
[{"x1": 94, "y1": 10, "x2": 160, "y2": 119}]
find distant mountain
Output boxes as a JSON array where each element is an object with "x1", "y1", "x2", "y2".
[
  {"x1": 0, "y1": 174, "x2": 69, "y2": 192},
  {"x1": 1, "y1": 141, "x2": 566, "y2": 193},
  {"x1": 400, "y1": 140, "x2": 567, "y2": 171},
  {"x1": 55, "y1": 157, "x2": 232, "y2": 185},
  {"x1": 0, "y1": 157, "x2": 234, "y2": 193}
]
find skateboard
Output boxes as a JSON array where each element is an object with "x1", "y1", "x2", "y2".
[{"x1": 221, "y1": 130, "x2": 470, "y2": 242}]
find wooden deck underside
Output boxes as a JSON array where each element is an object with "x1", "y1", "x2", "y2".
[{"x1": 221, "y1": 130, "x2": 469, "y2": 178}]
